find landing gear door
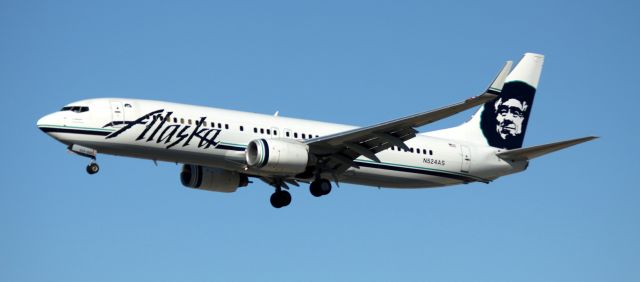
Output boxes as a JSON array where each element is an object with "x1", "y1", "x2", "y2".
[
  {"x1": 460, "y1": 145, "x2": 471, "y2": 173},
  {"x1": 110, "y1": 101, "x2": 125, "y2": 127}
]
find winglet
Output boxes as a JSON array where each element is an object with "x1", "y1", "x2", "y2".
[
  {"x1": 486, "y1": 60, "x2": 513, "y2": 95},
  {"x1": 496, "y1": 136, "x2": 598, "y2": 162},
  {"x1": 463, "y1": 61, "x2": 513, "y2": 104}
]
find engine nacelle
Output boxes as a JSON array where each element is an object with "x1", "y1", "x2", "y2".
[
  {"x1": 245, "y1": 138, "x2": 310, "y2": 174},
  {"x1": 180, "y1": 165, "x2": 249, "y2": 193}
]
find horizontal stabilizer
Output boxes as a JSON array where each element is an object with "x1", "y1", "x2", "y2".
[{"x1": 496, "y1": 136, "x2": 598, "y2": 161}]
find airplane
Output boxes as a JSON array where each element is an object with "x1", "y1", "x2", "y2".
[{"x1": 37, "y1": 53, "x2": 596, "y2": 208}]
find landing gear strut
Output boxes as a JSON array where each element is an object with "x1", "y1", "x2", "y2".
[
  {"x1": 310, "y1": 179, "x2": 331, "y2": 197},
  {"x1": 68, "y1": 144, "x2": 100, "y2": 175}
]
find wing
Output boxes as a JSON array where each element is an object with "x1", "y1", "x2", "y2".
[{"x1": 305, "y1": 61, "x2": 513, "y2": 173}]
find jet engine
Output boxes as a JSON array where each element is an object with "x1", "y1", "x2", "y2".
[
  {"x1": 245, "y1": 138, "x2": 310, "y2": 174},
  {"x1": 180, "y1": 165, "x2": 249, "y2": 193}
]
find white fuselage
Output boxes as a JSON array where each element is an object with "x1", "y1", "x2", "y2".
[{"x1": 37, "y1": 98, "x2": 527, "y2": 189}]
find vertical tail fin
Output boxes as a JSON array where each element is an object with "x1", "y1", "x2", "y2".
[{"x1": 426, "y1": 53, "x2": 545, "y2": 149}]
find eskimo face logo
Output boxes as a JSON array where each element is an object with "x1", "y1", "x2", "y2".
[
  {"x1": 480, "y1": 81, "x2": 535, "y2": 150},
  {"x1": 495, "y1": 97, "x2": 528, "y2": 139}
]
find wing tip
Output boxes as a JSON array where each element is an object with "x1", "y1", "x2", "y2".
[{"x1": 467, "y1": 93, "x2": 498, "y2": 103}]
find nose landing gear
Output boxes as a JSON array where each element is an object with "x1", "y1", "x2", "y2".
[
  {"x1": 68, "y1": 144, "x2": 100, "y2": 175},
  {"x1": 86, "y1": 162, "x2": 100, "y2": 175}
]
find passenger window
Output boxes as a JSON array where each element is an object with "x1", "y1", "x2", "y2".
[
  {"x1": 274, "y1": 130, "x2": 278, "y2": 136},
  {"x1": 218, "y1": 123, "x2": 222, "y2": 128},
  {"x1": 254, "y1": 128, "x2": 258, "y2": 133},
  {"x1": 266, "y1": 129, "x2": 271, "y2": 135},
  {"x1": 180, "y1": 118, "x2": 184, "y2": 124},
  {"x1": 188, "y1": 119, "x2": 192, "y2": 125},
  {"x1": 302, "y1": 133, "x2": 306, "y2": 139},
  {"x1": 211, "y1": 122, "x2": 215, "y2": 127},
  {"x1": 240, "y1": 126, "x2": 244, "y2": 131},
  {"x1": 429, "y1": 150, "x2": 433, "y2": 155},
  {"x1": 286, "y1": 132, "x2": 290, "y2": 137},
  {"x1": 294, "y1": 133, "x2": 298, "y2": 138},
  {"x1": 260, "y1": 128, "x2": 264, "y2": 134},
  {"x1": 225, "y1": 124, "x2": 229, "y2": 129}
]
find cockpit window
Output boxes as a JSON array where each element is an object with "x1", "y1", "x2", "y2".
[{"x1": 60, "y1": 106, "x2": 89, "y2": 113}]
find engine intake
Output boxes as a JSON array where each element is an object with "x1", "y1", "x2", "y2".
[
  {"x1": 180, "y1": 165, "x2": 248, "y2": 193},
  {"x1": 245, "y1": 139, "x2": 309, "y2": 174}
]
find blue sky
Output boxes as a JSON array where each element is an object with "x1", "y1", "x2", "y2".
[{"x1": 1, "y1": 1, "x2": 638, "y2": 281}]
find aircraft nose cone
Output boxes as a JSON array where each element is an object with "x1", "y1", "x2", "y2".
[{"x1": 37, "y1": 113, "x2": 56, "y2": 132}]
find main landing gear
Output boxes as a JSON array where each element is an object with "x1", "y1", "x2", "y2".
[
  {"x1": 262, "y1": 177, "x2": 331, "y2": 209},
  {"x1": 266, "y1": 177, "x2": 333, "y2": 208},
  {"x1": 270, "y1": 188, "x2": 292, "y2": 209},
  {"x1": 268, "y1": 178, "x2": 292, "y2": 208},
  {"x1": 309, "y1": 179, "x2": 332, "y2": 197}
]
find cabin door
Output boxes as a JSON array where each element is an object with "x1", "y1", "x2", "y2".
[
  {"x1": 110, "y1": 101, "x2": 125, "y2": 127},
  {"x1": 460, "y1": 145, "x2": 471, "y2": 173}
]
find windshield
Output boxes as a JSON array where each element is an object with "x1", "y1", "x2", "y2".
[{"x1": 60, "y1": 106, "x2": 89, "y2": 113}]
